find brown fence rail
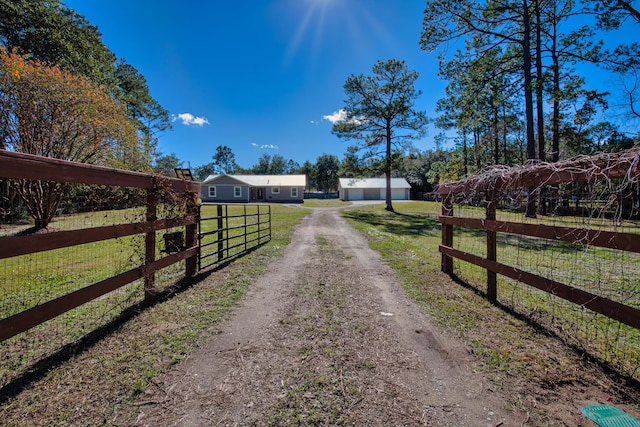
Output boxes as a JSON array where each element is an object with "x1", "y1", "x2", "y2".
[
  {"x1": 199, "y1": 203, "x2": 271, "y2": 270},
  {"x1": 0, "y1": 150, "x2": 199, "y2": 347},
  {"x1": 437, "y1": 148, "x2": 640, "y2": 377}
]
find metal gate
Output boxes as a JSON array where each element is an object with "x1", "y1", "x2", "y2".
[{"x1": 198, "y1": 203, "x2": 271, "y2": 270}]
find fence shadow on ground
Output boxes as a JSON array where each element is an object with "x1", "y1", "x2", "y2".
[{"x1": 447, "y1": 272, "x2": 640, "y2": 397}]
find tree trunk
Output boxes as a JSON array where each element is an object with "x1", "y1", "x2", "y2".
[
  {"x1": 535, "y1": 0, "x2": 547, "y2": 216},
  {"x1": 535, "y1": 0, "x2": 545, "y2": 162},
  {"x1": 551, "y1": 12, "x2": 560, "y2": 163},
  {"x1": 34, "y1": 219, "x2": 47, "y2": 230},
  {"x1": 385, "y1": 124, "x2": 394, "y2": 212},
  {"x1": 523, "y1": 0, "x2": 537, "y2": 218},
  {"x1": 474, "y1": 130, "x2": 481, "y2": 171},
  {"x1": 502, "y1": 105, "x2": 508, "y2": 164},
  {"x1": 523, "y1": 0, "x2": 536, "y2": 162},
  {"x1": 14, "y1": 179, "x2": 65, "y2": 232},
  {"x1": 463, "y1": 130, "x2": 469, "y2": 177},
  {"x1": 493, "y1": 108, "x2": 500, "y2": 165}
]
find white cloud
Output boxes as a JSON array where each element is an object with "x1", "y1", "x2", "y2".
[
  {"x1": 323, "y1": 109, "x2": 347, "y2": 124},
  {"x1": 251, "y1": 142, "x2": 279, "y2": 150},
  {"x1": 323, "y1": 109, "x2": 366, "y2": 126},
  {"x1": 172, "y1": 113, "x2": 210, "y2": 126}
]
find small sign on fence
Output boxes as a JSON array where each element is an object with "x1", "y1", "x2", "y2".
[{"x1": 163, "y1": 232, "x2": 184, "y2": 253}]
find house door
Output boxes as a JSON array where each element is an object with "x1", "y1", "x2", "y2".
[{"x1": 257, "y1": 188, "x2": 264, "y2": 200}]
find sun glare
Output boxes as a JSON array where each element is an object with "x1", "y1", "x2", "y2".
[
  {"x1": 284, "y1": 0, "x2": 332, "y2": 63},
  {"x1": 281, "y1": 0, "x2": 392, "y2": 66}
]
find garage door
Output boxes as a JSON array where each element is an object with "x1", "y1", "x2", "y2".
[
  {"x1": 347, "y1": 188, "x2": 363, "y2": 201},
  {"x1": 364, "y1": 188, "x2": 380, "y2": 200},
  {"x1": 391, "y1": 188, "x2": 407, "y2": 200}
]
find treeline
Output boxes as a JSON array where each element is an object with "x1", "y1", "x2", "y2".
[
  {"x1": 155, "y1": 144, "x2": 451, "y2": 195},
  {"x1": 0, "y1": 0, "x2": 169, "y2": 171},
  {"x1": 154, "y1": 147, "x2": 343, "y2": 192},
  {"x1": 0, "y1": 0, "x2": 169, "y2": 229},
  {"x1": 420, "y1": 0, "x2": 640, "y2": 187}
]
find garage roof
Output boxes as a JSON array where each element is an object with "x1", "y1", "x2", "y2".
[{"x1": 339, "y1": 177, "x2": 411, "y2": 189}]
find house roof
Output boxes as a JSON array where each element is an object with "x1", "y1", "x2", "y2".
[
  {"x1": 338, "y1": 177, "x2": 411, "y2": 189},
  {"x1": 202, "y1": 174, "x2": 307, "y2": 187}
]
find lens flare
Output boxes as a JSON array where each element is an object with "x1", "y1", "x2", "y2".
[{"x1": 281, "y1": 0, "x2": 393, "y2": 66}]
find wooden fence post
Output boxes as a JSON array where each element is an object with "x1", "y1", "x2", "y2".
[
  {"x1": 185, "y1": 193, "x2": 199, "y2": 277},
  {"x1": 486, "y1": 189, "x2": 497, "y2": 300},
  {"x1": 442, "y1": 193, "x2": 454, "y2": 275},
  {"x1": 144, "y1": 187, "x2": 157, "y2": 300}
]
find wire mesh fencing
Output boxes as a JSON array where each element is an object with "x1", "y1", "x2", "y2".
[
  {"x1": 439, "y1": 149, "x2": 640, "y2": 379},
  {"x1": 0, "y1": 152, "x2": 198, "y2": 390}
]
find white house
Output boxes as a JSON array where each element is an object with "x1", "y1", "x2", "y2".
[{"x1": 338, "y1": 177, "x2": 411, "y2": 201}]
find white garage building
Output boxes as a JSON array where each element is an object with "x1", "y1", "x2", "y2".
[{"x1": 338, "y1": 177, "x2": 411, "y2": 201}]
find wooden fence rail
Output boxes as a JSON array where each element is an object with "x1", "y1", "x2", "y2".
[
  {"x1": 438, "y1": 149, "x2": 640, "y2": 331},
  {"x1": 0, "y1": 150, "x2": 200, "y2": 343}
]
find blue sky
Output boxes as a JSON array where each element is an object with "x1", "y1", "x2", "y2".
[
  {"x1": 63, "y1": 0, "x2": 443, "y2": 170},
  {"x1": 63, "y1": 1, "x2": 637, "y2": 171}
]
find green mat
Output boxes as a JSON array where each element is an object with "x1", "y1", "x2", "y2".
[{"x1": 581, "y1": 405, "x2": 640, "y2": 427}]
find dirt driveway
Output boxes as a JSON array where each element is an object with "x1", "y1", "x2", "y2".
[{"x1": 134, "y1": 206, "x2": 518, "y2": 426}]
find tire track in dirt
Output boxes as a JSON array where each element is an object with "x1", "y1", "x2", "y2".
[{"x1": 135, "y1": 207, "x2": 514, "y2": 426}]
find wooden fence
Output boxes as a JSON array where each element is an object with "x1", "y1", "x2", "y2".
[
  {"x1": 438, "y1": 149, "x2": 640, "y2": 330},
  {"x1": 0, "y1": 150, "x2": 200, "y2": 343}
]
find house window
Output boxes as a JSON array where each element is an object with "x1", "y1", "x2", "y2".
[
  {"x1": 291, "y1": 187, "x2": 298, "y2": 198},
  {"x1": 272, "y1": 187, "x2": 280, "y2": 194},
  {"x1": 208, "y1": 186, "x2": 216, "y2": 198},
  {"x1": 234, "y1": 186, "x2": 242, "y2": 198}
]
